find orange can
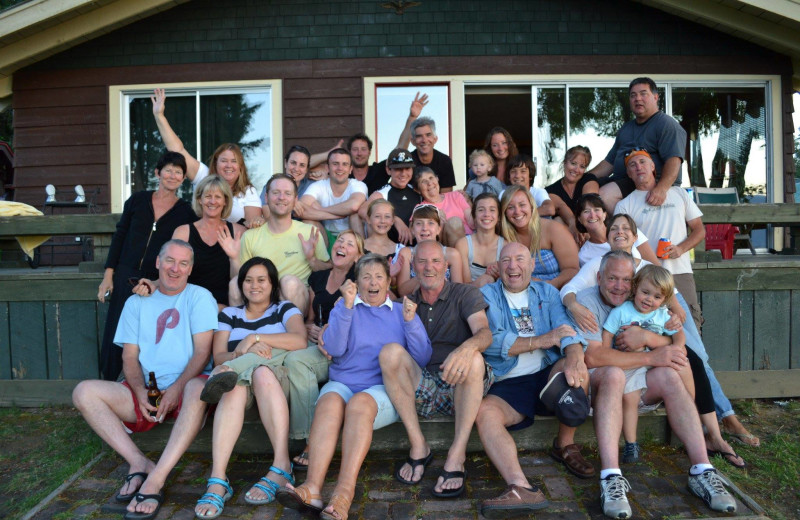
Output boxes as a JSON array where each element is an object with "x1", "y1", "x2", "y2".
[{"x1": 656, "y1": 238, "x2": 671, "y2": 259}]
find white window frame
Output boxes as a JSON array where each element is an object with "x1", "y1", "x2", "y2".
[{"x1": 108, "y1": 80, "x2": 282, "y2": 212}]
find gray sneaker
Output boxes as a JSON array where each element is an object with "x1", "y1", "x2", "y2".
[
  {"x1": 688, "y1": 469, "x2": 737, "y2": 513},
  {"x1": 600, "y1": 474, "x2": 632, "y2": 519},
  {"x1": 622, "y1": 442, "x2": 641, "y2": 464}
]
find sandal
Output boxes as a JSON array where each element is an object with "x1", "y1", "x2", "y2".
[
  {"x1": 276, "y1": 485, "x2": 323, "y2": 518},
  {"x1": 200, "y1": 370, "x2": 238, "y2": 404},
  {"x1": 194, "y1": 477, "x2": 233, "y2": 519},
  {"x1": 123, "y1": 491, "x2": 164, "y2": 520},
  {"x1": 244, "y1": 465, "x2": 294, "y2": 505},
  {"x1": 292, "y1": 448, "x2": 309, "y2": 471},
  {"x1": 550, "y1": 438, "x2": 595, "y2": 479},
  {"x1": 320, "y1": 493, "x2": 353, "y2": 520},
  {"x1": 707, "y1": 449, "x2": 747, "y2": 469},
  {"x1": 394, "y1": 450, "x2": 433, "y2": 484},
  {"x1": 115, "y1": 472, "x2": 148, "y2": 502},
  {"x1": 431, "y1": 468, "x2": 467, "y2": 498},
  {"x1": 727, "y1": 431, "x2": 760, "y2": 448}
]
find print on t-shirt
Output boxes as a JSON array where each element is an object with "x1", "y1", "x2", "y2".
[{"x1": 511, "y1": 307, "x2": 534, "y2": 335}]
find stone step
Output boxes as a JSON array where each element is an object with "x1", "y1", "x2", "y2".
[{"x1": 133, "y1": 408, "x2": 670, "y2": 453}]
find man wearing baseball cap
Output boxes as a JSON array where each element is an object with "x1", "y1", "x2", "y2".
[
  {"x1": 589, "y1": 77, "x2": 687, "y2": 210},
  {"x1": 358, "y1": 148, "x2": 422, "y2": 244}
]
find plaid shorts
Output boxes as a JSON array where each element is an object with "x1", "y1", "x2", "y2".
[{"x1": 414, "y1": 360, "x2": 494, "y2": 419}]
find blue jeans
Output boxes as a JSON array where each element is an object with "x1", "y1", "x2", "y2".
[{"x1": 676, "y1": 292, "x2": 734, "y2": 419}]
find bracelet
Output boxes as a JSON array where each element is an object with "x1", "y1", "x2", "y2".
[{"x1": 528, "y1": 336, "x2": 532, "y2": 351}]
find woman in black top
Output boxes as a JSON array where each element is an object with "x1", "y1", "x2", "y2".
[
  {"x1": 545, "y1": 145, "x2": 599, "y2": 241},
  {"x1": 96, "y1": 151, "x2": 197, "y2": 381},
  {"x1": 173, "y1": 175, "x2": 246, "y2": 309}
]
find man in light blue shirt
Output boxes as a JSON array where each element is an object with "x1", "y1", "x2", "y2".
[{"x1": 73, "y1": 239, "x2": 218, "y2": 520}]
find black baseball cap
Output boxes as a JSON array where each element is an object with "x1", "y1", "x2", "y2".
[
  {"x1": 539, "y1": 371, "x2": 590, "y2": 427},
  {"x1": 387, "y1": 148, "x2": 415, "y2": 169}
]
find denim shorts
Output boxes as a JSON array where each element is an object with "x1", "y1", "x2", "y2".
[{"x1": 318, "y1": 381, "x2": 399, "y2": 430}]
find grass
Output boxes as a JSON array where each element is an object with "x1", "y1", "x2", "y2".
[
  {"x1": 0, "y1": 407, "x2": 103, "y2": 520},
  {"x1": 720, "y1": 399, "x2": 800, "y2": 520}
]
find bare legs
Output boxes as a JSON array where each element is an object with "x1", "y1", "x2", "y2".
[
  {"x1": 590, "y1": 366, "x2": 626, "y2": 471},
  {"x1": 73, "y1": 377, "x2": 209, "y2": 517}
]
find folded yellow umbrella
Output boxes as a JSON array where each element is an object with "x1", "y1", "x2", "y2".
[{"x1": 0, "y1": 201, "x2": 50, "y2": 258}]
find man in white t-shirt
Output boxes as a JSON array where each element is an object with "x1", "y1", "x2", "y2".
[
  {"x1": 614, "y1": 149, "x2": 706, "y2": 329},
  {"x1": 72, "y1": 239, "x2": 218, "y2": 519},
  {"x1": 476, "y1": 242, "x2": 590, "y2": 518},
  {"x1": 300, "y1": 148, "x2": 368, "y2": 243}
]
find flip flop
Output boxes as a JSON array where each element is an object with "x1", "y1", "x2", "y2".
[
  {"x1": 431, "y1": 468, "x2": 467, "y2": 498},
  {"x1": 123, "y1": 491, "x2": 164, "y2": 520},
  {"x1": 727, "y1": 431, "x2": 760, "y2": 448},
  {"x1": 707, "y1": 449, "x2": 747, "y2": 469},
  {"x1": 394, "y1": 450, "x2": 433, "y2": 485},
  {"x1": 292, "y1": 450, "x2": 309, "y2": 471},
  {"x1": 115, "y1": 472, "x2": 148, "y2": 502},
  {"x1": 200, "y1": 371, "x2": 238, "y2": 404},
  {"x1": 244, "y1": 465, "x2": 294, "y2": 505}
]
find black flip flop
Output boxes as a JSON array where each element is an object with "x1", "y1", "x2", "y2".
[
  {"x1": 394, "y1": 450, "x2": 433, "y2": 484},
  {"x1": 707, "y1": 449, "x2": 747, "y2": 469},
  {"x1": 200, "y1": 371, "x2": 238, "y2": 404},
  {"x1": 123, "y1": 491, "x2": 164, "y2": 520},
  {"x1": 115, "y1": 472, "x2": 148, "y2": 502},
  {"x1": 431, "y1": 468, "x2": 467, "y2": 498},
  {"x1": 292, "y1": 450, "x2": 309, "y2": 471}
]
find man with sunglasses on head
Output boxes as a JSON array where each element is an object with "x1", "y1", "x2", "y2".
[{"x1": 589, "y1": 77, "x2": 687, "y2": 211}]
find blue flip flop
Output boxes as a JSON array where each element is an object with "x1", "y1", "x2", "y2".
[
  {"x1": 195, "y1": 477, "x2": 233, "y2": 519},
  {"x1": 244, "y1": 465, "x2": 294, "y2": 505}
]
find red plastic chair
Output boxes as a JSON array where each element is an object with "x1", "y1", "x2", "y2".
[{"x1": 704, "y1": 224, "x2": 737, "y2": 259}]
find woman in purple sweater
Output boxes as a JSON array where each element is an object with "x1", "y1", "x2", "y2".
[{"x1": 277, "y1": 254, "x2": 431, "y2": 520}]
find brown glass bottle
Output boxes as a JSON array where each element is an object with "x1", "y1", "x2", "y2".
[{"x1": 147, "y1": 371, "x2": 160, "y2": 417}]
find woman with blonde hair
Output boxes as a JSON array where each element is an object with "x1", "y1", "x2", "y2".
[
  {"x1": 500, "y1": 185, "x2": 579, "y2": 289},
  {"x1": 173, "y1": 175, "x2": 246, "y2": 308}
]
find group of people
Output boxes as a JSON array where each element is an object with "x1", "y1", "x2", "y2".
[{"x1": 76, "y1": 77, "x2": 760, "y2": 520}]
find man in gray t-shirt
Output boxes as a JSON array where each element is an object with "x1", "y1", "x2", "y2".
[
  {"x1": 574, "y1": 251, "x2": 736, "y2": 518},
  {"x1": 589, "y1": 77, "x2": 687, "y2": 210}
]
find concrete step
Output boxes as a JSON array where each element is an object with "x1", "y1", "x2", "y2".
[{"x1": 134, "y1": 408, "x2": 670, "y2": 453}]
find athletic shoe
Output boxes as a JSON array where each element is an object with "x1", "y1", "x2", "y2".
[
  {"x1": 688, "y1": 469, "x2": 737, "y2": 513},
  {"x1": 622, "y1": 442, "x2": 641, "y2": 464},
  {"x1": 600, "y1": 474, "x2": 632, "y2": 519}
]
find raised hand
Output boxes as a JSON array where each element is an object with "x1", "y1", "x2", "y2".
[
  {"x1": 409, "y1": 92, "x2": 429, "y2": 118},
  {"x1": 217, "y1": 225, "x2": 240, "y2": 259},
  {"x1": 151, "y1": 88, "x2": 166, "y2": 116},
  {"x1": 389, "y1": 253, "x2": 404, "y2": 278},
  {"x1": 402, "y1": 296, "x2": 417, "y2": 322},
  {"x1": 299, "y1": 227, "x2": 321, "y2": 261},
  {"x1": 340, "y1": 279, "x2": 357, "y2": 309}
]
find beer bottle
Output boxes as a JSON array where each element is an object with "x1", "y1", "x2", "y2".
[{"x1": 147, "y1": 372, "x2": 160, "y2": 417}]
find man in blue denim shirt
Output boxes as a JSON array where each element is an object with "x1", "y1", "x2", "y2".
[{"x1": 476, "y1": 242, "x2": 590, "y2": 517}]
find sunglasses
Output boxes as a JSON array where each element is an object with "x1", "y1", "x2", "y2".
[{"x1": 624, "y1": 147, "x2": 649, "y2": 158}]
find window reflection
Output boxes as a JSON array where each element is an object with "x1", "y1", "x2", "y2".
[
  {"x1": 672, "y1": 87, "x2": 767, "y2": 202},
  {"x1": 567, "y1": 87, "x2": 629, "y2": 175},
  {"x1": 127, "y1": 89, "x2": 272, "y2": 202}
]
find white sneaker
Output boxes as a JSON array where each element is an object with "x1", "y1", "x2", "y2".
[
  {"x1": 600, "y1": 474, "x2": 632, "y2": 519},
  {"x1": 688, "y1": 469, "x2": 737, "y2": 513}
]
